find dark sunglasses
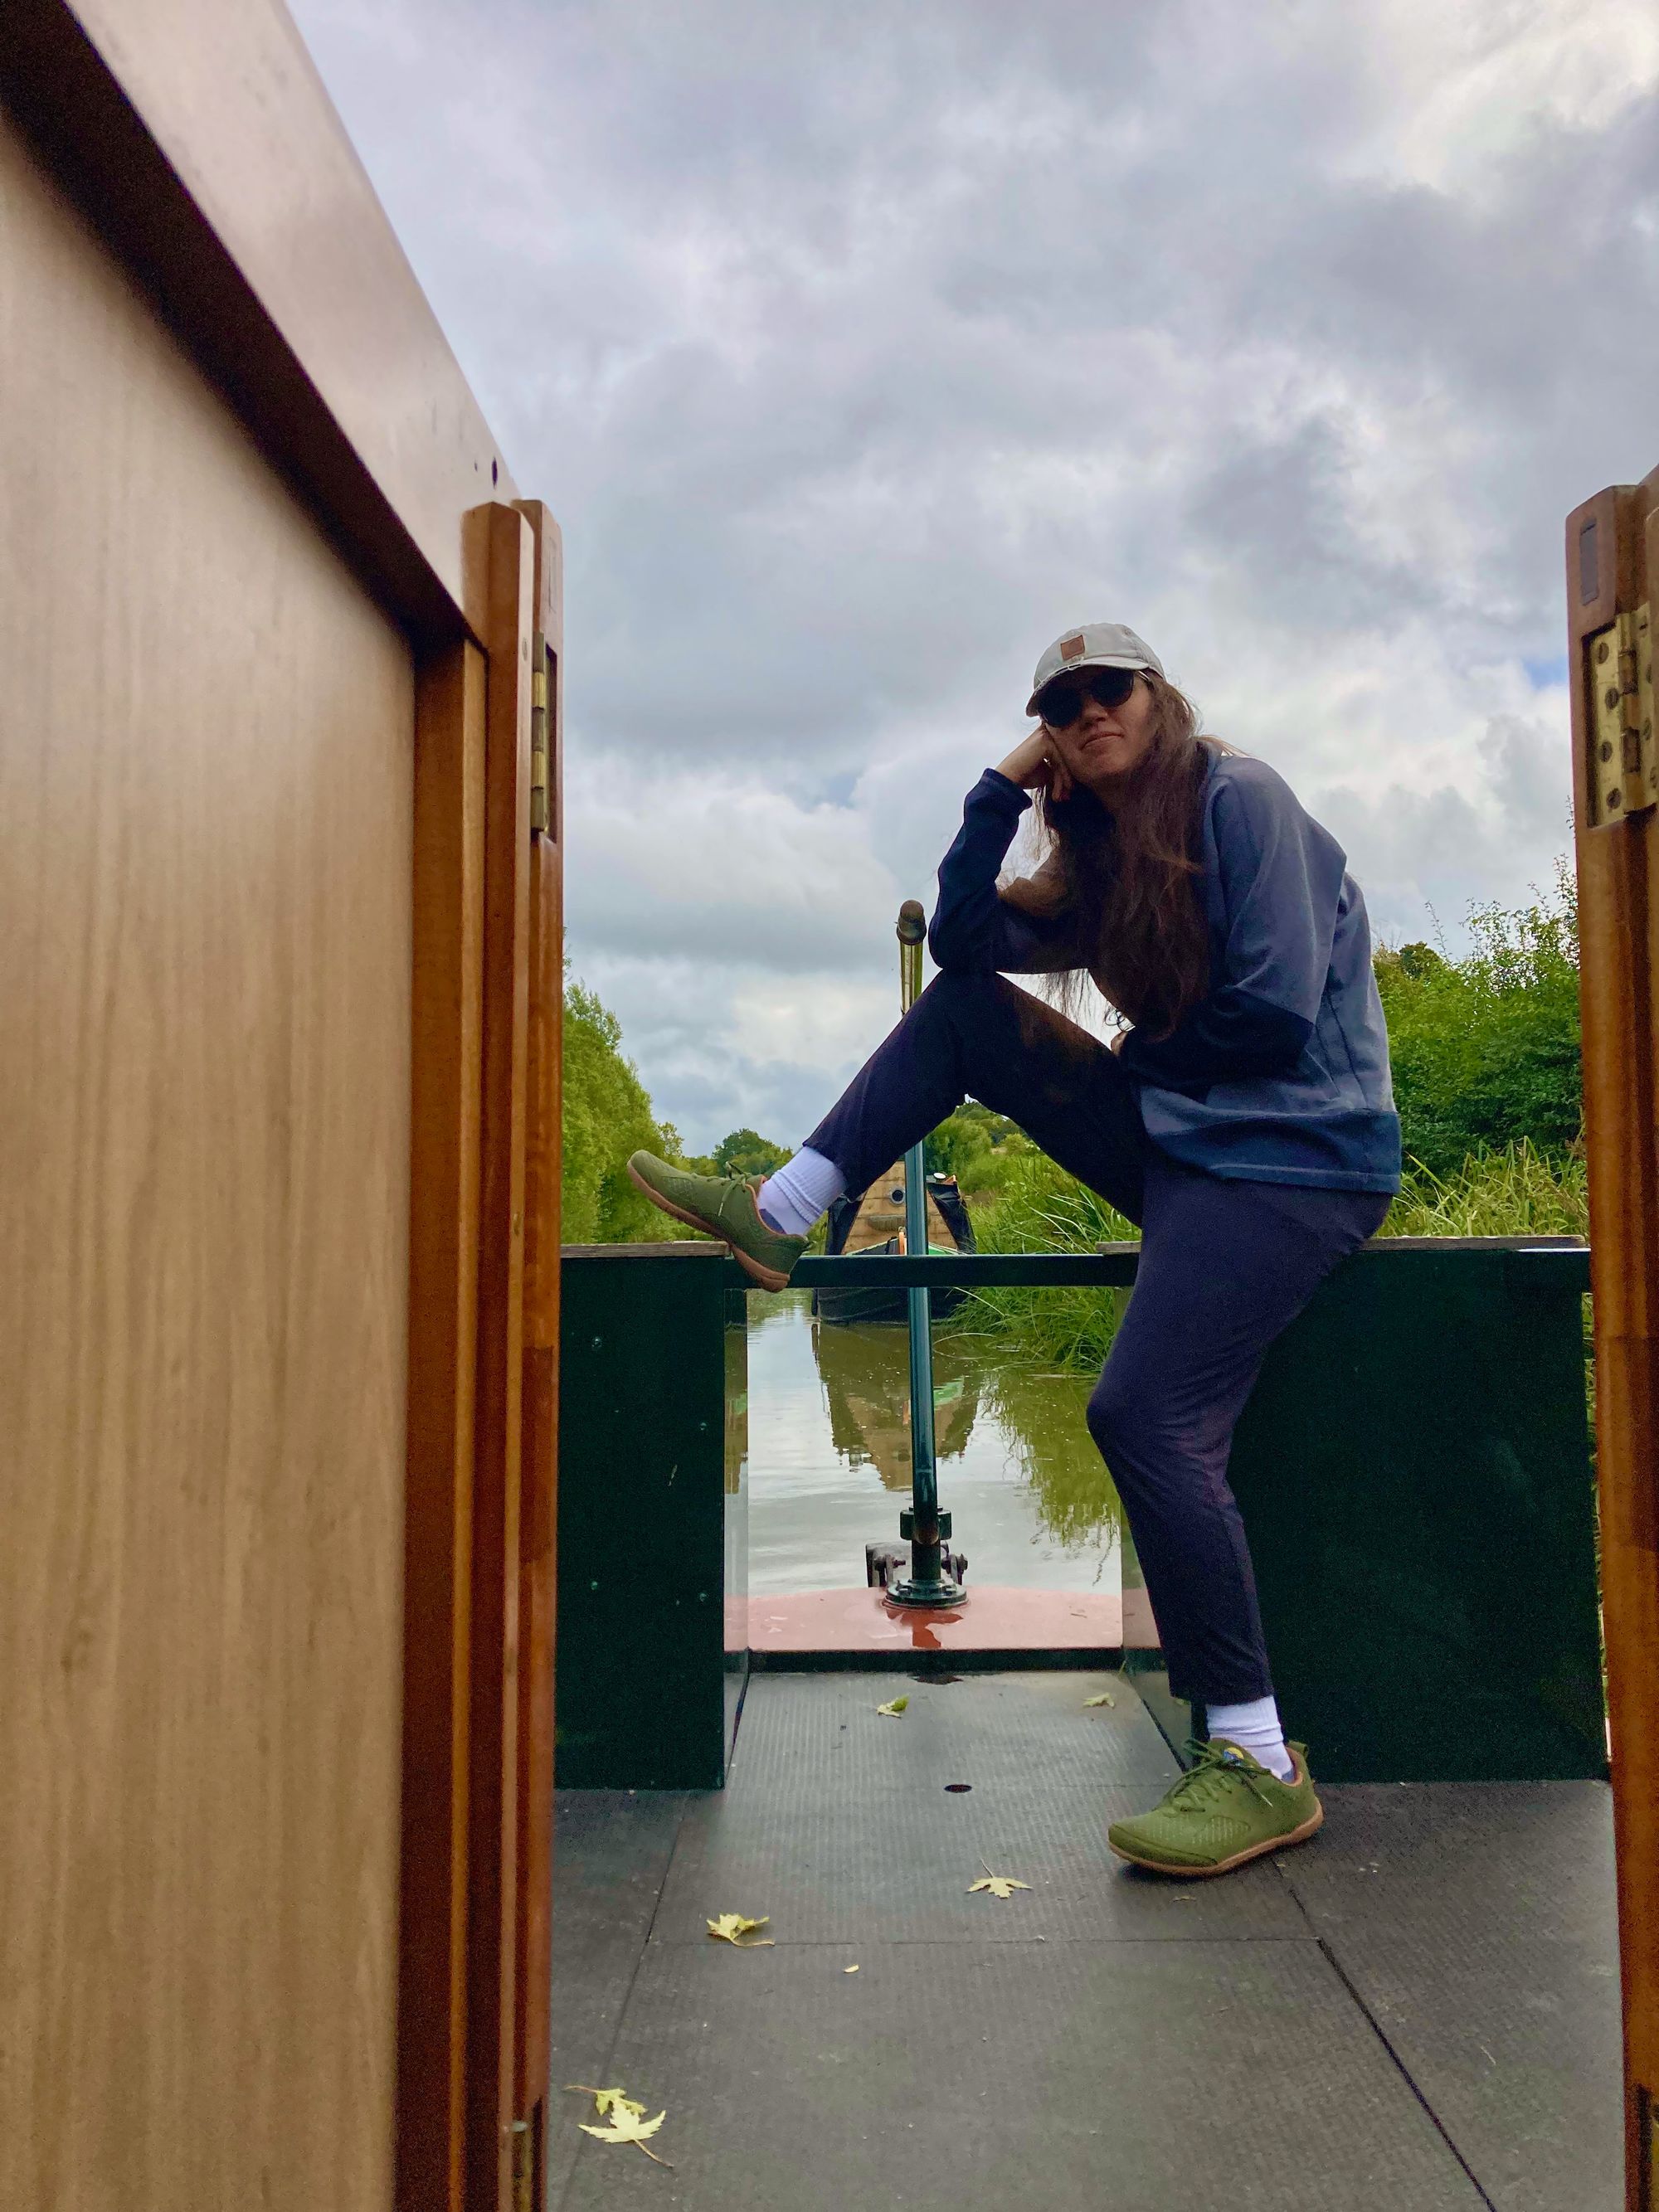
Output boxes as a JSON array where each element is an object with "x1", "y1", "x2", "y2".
[{"x1": 1034, "y1": 666, "x2": 1139, "y2": 726}]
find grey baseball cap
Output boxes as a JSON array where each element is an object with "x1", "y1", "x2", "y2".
[{"x1": 1025, "y1": 622, "x2": 1165, "y2": 716}]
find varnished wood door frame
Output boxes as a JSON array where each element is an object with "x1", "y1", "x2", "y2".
[
  {"x1": 465, "y1": 503, "x2": 535, "y2": 2212},
  {"x1": 401, "y1": 633, "x2": 489, "y2": 2210},
  {"x1": 513, "y1": 502, "x2": 565, "y2": 2207},
  {"x1": 401, "y1": 502, "x2": 558, "y2": 2212},
  {"x1": 1565, "y1": 472, "x2": 1659, "y2": 2212}
]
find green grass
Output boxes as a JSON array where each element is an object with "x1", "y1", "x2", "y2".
[
  {"x1": 944, "y1": 1148, "x2": 1136, "y2": 1373},
  {"x1": 1382, "y1": 1140, "x2": 1588, "y2": 1239}
]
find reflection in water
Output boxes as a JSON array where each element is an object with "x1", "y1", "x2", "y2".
[
  {"x1": 813, "y1": 1317, "x2": 983, "y2": 1491},
  {"x1": 746, "y1": 1291, "x2": 1139, "y2": 1597}
]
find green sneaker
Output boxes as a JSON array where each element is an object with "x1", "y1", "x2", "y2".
[
  {"x1": 1107, "y1": 1738, "x2": 1323, "y2": 1878},
  {"x1": 626, "y1": 1151, "x2": 807, "y2": 1291}
]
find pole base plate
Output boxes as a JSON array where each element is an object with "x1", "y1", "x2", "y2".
[{"x1": 887, "y1": 1577, "x2": 968, "y2": 1607}]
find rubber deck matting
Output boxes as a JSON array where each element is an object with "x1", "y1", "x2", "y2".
[
  {"x1": 548, "y1": 1790, "x2": 688, "y2": 2204},
  {"x1": 549, "y1": 1670, "x2": 1618, "y2": 2210},
  {"x1": 1272, "y1": 1780, "x2": 1621, "y2": 2212}
]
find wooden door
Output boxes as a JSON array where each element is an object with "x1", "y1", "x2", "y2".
[
  {"x1": 1564, "y1": 469, "x2": 1659, "y2": 2212},
  {"x1": 0, "y1": 105, "x2": 412, "y2": 2209},
  {"x1": 0, "y1": 12, "x2": 564, "y2": 2205}
]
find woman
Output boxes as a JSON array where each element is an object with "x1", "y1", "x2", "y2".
[{"x1": 629, "y1": 620, "x2": 1400, "y2": 1878}]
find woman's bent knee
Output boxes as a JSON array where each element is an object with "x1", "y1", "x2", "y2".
[
  {"x1": 917, "y1": 970, "x2": 1010, "y2": 1017},
  {"x1": 1086, "y1": 1372, "x2": 1133, "y2": 1458},
  {"x1": 1086, "y1": 1369, "x2": 1180, "y2": 1479}
]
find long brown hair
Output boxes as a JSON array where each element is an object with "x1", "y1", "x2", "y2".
[{"x1": 1002, "y1": 671, "x2": 1230, "y2": 1041}]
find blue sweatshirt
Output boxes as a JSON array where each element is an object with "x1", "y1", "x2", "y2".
[{"x1": 927, "y1": 754, "x2": 1402, "y2": 1193}]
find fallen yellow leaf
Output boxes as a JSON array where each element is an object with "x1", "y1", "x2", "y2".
[
  {"x1": 579, "y1": 2107, "x2": 673, "y2": 2165},
  {"x1": 1082, "y1": 1692, "x2": 1117, "y2": 1709},
  {"x1": 844, "y1": 1964, "x2": 859, "y2": 1974},
  {"x1": 876, "y1": 1695, "x2": 909, "y2": 1717},
  {"x1": 564, "y1": 2083, "x2": 645, "y2": 2120},
  {"x1": 967, "y1": 1858, "x2": 1031, "y2": 1899},
  {"x1": 706, "y1": 1912, "x2": 775, "y2": 1946}
]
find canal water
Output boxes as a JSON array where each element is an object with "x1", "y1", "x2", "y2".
[{"x1": 744, "y1": 1290, "x2": 1141, "y2": 1599}]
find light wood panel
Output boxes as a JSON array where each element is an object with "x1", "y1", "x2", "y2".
[
  {"x1": 4, "y1": 0, "x2": 516, "y2": 642},
  {"x1": 0, "y1": 110, "x2": 411, "y2": 2212},
  {"x1": 1564, "y1": 472, "x2": 1659, "y2": 2212}
]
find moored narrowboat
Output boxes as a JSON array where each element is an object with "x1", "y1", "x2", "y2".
[{"x1": 811, "y1": 1164, "x2": 976, "y2": 1324}]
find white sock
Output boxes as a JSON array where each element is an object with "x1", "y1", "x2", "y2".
[
  {"x1": 756, "y1": 1147, "x2": 845, "y2": 1237},
  {"x1": 1204, "y1": 1694, "x2": 1295, "y2": 1780}
]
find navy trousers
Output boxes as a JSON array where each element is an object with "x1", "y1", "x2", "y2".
[{"x1": 805, "y1": 972, "x2": 1391, "y2": 1704}]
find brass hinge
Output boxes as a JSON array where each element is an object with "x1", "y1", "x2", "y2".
[
  {"x1": 529, "y1": 630, "x2": 550, "y2": 836},
  {"x1": 509, "y1": 2117, "x2": 534, "y2": 2212},
  {"x1": 1586, "y1": 602, "x2": 1655, "y2": 827}
]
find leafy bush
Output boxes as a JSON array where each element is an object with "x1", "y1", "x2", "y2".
[
  {"x1": 1374, "y1": 859, "x2": 1582, "y2": 1175},
  {"x1": 925, "y1": 1102, "x2": 1018, "y2": 1183}
]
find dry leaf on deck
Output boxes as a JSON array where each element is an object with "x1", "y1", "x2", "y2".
[
  {"x1": 876, "y1": 1696, "x2": 909, "y2": 1717},
  {"x1": 706, "y1": 1912, "x2": 775, "y2": 1946},
  {"x1": 1082, "y1": 1692, "x2": 1117, "y2": 1709},
  {"x1": 579, "y1": 2107, "x2": 673, "y2": 2165},
  {"x1": 967, "y1": 1860, "x2": 1031, "y2": 1900},
  {"x1": 564, "y1": 2083, "x2": 645, "y2": 2121}
]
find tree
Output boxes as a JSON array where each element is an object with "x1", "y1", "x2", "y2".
[
  {"x1": 925, "y1": 1101, "x2": 1017, "y2": 1180},
  {"x1": 562, "y1": 978, "x2": 684, "y2": 1242},
  {"x1": 713, "y1": 1128, "x2": 791, "y2": 1179}
]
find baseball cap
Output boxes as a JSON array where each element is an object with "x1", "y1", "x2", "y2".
[{"x1": 1025, "y1": 623, "x2": 1165, "y2": 717}]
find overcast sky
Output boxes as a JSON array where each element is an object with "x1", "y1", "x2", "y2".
[{"x1": 293, "y1": 0, "x2": 1658, "y2": 1150}]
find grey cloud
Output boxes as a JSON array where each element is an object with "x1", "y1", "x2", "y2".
[
  {"x1": 1491, "y1": 712, "x2": 1577, "y2": 846},
  {"x1": 1185, "y1": 411, "x2": 1439, "y2": 634},
  {"x1": 1311, "y1": 707, "x2": 1575, "y2": 951}
]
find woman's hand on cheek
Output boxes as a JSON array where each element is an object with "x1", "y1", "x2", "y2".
[
  {"x1": 994, "y1": 727, "x2": 1049, "y2": 788},
  {"x1": 995, "y1": 725, "x2": 1070, "y2": 796}
]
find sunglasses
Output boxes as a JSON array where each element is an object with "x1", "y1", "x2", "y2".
[{"x1": 1034, "y1": 666, "x2": 1139, "y2": 726}]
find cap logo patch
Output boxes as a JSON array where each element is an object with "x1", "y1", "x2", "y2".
[{"x1": 1059, "y1": 634, "x2": 1087, "y2": 662}]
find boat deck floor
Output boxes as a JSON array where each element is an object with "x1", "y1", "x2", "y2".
[{"x1": 548, "y1": 1670, "x2": 1619, "y2": 2212}]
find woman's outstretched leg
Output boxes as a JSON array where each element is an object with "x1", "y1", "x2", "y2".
[
  {"x1": 629, "y1": 970, "x2": 1148, "y2": 1283},
  {"x1": 797, "y1": 971, "x2": 1146, "y2": 1222}
]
